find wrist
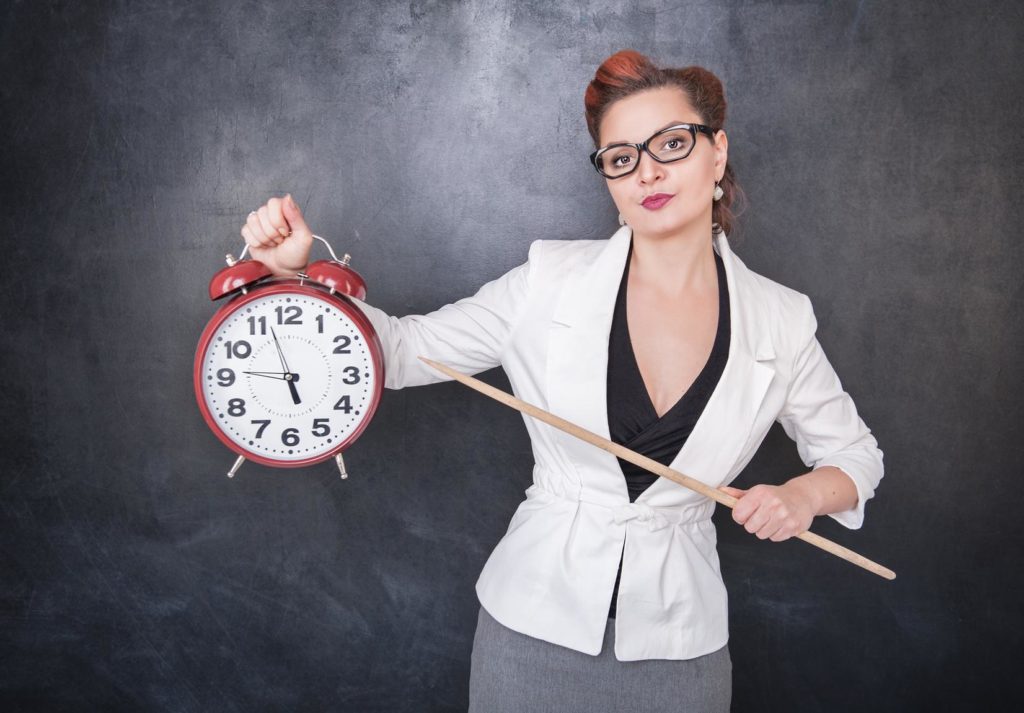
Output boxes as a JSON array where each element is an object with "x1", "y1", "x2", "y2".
[{"x1": 783, "y1": 473, "x2": 825, "y2": 516}]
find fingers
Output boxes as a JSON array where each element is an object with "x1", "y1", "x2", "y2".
[
  {"x1": 730, "y1": 487, "x2": 803, "y2": 541},
  {"x1": 242, "y1": 220, "x2": 272, "y2": 250},
  {"x1": 256, "y1": 206, "x2": 284, "y2": 245},
  {"x1": 266, "y1": 197, "x2": 290, "y2": 237},
  {"x1": 743, "y1": 508, "x2": 774, "y2": 538},
  {"x1": 281, "y1": 193, "x2": 310, "y2": 234},
  {"x1": 243, "y1": 212, "x2": 272, "y2": 248},
  {"x1": 241, "y1": 196, "x2": 294, "y2": 249}
]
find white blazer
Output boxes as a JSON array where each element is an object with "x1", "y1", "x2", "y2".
[{"x1": 347, "y1": 225, "x2": 884, "y2": 661}]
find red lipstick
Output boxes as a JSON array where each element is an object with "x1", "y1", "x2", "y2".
[{"x1": 641, "y1": 193, "x2": 674, "y2": 210}]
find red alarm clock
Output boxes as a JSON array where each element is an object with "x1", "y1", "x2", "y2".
[{"x1": 194, "y1": 235, "x2": 385, "y2": 478}]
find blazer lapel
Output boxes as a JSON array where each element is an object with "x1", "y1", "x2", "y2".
[{"x1": 545, "y1": 225, "x2": 777, "y2": 505}]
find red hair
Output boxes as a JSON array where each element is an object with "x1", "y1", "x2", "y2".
[{"x1": 584, "y1": 50, "x2": 747, "y2": 237}]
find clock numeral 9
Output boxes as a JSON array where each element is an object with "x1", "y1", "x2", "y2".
[
  {"x1": 224, "y1": 340, "x2": 251, "y2": 359},
  {"x1": 217, "y1": 368, "x2": 235, "y2": 386},
  {"x1": 275, "y1": 305, "x2": 302, "y2": 325}
]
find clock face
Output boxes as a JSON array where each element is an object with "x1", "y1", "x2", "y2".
[{"x1": 197, "y1": 288, "x2": 379, "y2": 464}]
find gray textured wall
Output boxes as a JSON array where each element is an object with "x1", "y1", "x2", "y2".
[{"x1": 2, "y1": 1, "x2": 1021, "y2": 710}]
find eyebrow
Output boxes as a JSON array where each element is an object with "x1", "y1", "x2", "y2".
[{"x1": 602, "y1": 120, "x2": 692, "y2": 147}]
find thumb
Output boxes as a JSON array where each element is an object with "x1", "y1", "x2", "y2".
[
  {"x1": 281, "y1": 193, "x2": 311, "y2": 236},
  {"x1": 719, "y1": 485, "x2": 747, "y2": 499}
]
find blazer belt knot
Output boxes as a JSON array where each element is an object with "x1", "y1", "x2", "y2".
[{"x1": 612, "y1": 503, "x2": 672, "y2": 532}]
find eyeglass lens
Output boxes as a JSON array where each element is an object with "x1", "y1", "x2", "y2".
[{"x1": 595, "y1": 127, "x2": 696, "y2": 178}]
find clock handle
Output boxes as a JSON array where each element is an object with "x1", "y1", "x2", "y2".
[{"x1": 237, "y1": 233, "x2": 344, "y2": 263}]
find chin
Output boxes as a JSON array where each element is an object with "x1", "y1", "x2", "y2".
[{"x1": 633, "y1": 212, "x2": 689, "y2": 234}]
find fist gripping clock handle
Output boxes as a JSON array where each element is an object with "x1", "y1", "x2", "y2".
[
  {"x1": 239, "y1": 233, "x2": 342, "y2": 265},
  {"x1": 240, "y1": 194, "x2": 314, "y2": 277}
]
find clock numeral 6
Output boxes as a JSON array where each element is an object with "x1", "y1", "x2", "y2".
[{"x1": 247, "y1": 420, "x2": 333, "y2": 444}]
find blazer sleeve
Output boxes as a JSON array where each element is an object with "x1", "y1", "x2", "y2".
[
  {"x1": 776, "y1": 294, "x2": 885, "y2": 529},
  {"x1": 343, "y1": 239, "x2": 541, "y2": 390}
]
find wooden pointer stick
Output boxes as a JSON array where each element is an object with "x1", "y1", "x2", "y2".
[{"x1": 417, "y1": 356, "x2": 896, "y2": 581}]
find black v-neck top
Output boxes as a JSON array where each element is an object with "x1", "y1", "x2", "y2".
[{"x1": 605, "y1": 238, "x2": 731, "y2": 619}]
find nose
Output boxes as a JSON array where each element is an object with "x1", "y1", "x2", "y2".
[{"x1": 635, "y1": 149, "x2": 664, "y2": 185}]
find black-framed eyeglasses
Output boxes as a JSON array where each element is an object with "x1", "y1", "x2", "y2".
[{"x1": 589, "y1": 123, "x2": 719, "y2": 179}]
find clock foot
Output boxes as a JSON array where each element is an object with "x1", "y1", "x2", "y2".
[
  {"x1": 227, "y1": 454, "x2": 246, "y2": 478},
  {"x1": 335, "y1": 452, "x2": 348, "y2": 480}
]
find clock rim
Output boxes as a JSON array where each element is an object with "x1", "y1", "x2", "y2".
[{"x1": 193, "y1": 279, "x2": 385, "y2": 469}]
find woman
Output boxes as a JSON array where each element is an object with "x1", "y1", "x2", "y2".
[{"x1": 239, "y1": 50, "x2": 884, "y2": 712}]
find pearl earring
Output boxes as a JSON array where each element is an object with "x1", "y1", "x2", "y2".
[
  {"x1": 618, "y1": 213, "x2": 627, "y2": 226},
  {"x1": 713, "y1": 182, "x2": 724, "y2": 202}
]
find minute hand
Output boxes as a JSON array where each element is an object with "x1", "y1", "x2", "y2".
[
  {"x1": 270, "y1": 327, "x2": 291, "y2": 373},
  {"x1": 243, "y1": 371, "x2": 293, "y2": 381}
]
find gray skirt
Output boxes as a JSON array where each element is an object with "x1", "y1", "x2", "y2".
[{"x1": 468, "y1": 605, "x2": 732, "y2": 712}]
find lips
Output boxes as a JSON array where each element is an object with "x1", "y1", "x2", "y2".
[{"x1": 641, "y1": 193, "x2": 674, "y2": 209}]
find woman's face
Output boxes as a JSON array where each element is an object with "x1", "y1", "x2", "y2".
[{"x1": 597, "y1": 86, "x2": 728, "y2": 239}]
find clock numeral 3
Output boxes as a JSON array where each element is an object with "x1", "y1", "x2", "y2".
[{"x1": 342, "y1": 366, "x2": 361, "y2": 384}]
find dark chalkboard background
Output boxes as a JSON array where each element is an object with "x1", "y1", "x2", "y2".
[{"x1": 2, "y1": 1, "x2": 1021, "y2": 711}]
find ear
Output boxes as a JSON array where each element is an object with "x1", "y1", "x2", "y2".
[{"x1": 714, "y1": 129, "x2": 729, "y2": 179}]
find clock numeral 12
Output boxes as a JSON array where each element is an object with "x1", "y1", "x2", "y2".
[{"x1": 275, "y1": 305, "x2": 302, "y2": 325}]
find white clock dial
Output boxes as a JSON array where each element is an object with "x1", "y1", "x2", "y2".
[{"x1": 200, "y1": 293, "x2": 376, "y2": 462}]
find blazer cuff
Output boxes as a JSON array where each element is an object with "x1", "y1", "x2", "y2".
[{"x1": 815, "y1": 450, "x2": 881, "y2": 530}]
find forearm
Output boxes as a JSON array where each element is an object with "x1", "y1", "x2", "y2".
[{"x1": 784, "y1": 466, "x2": 859, "y2": 518}]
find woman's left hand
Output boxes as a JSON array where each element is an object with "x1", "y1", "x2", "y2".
[{"x1": 718, "y1": 483, "x2": 817, "y2": 542}]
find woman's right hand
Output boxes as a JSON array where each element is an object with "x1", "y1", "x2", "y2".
[{"x1": 240, "y1": 194, "x2": 315, "y2": 277}]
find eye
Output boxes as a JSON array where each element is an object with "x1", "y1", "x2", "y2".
[
  {"x1": 664, "y1": 139, "x2": 680, "y2": 150},
  {"x1": 611, "y1": 154, "x2": 633, "y2": 167}
]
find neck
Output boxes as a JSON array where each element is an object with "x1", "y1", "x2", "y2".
[{"x1": 628, "y1": 218, "x2": 717, "y2": 295}]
